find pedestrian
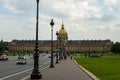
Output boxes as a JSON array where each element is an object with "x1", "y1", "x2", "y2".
[{"x1": 70, "y1": 55, "x2": 72, "y2": 60}]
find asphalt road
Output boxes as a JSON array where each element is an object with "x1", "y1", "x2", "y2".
[{"x1": 0, "y1": 54, "x2": 50, "y2": 80}]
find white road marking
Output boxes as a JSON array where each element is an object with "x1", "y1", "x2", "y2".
[
  {"x1": 0, "y1": 61, "x2": 49, "y2": 80},
  {"x1": 20, "y1": 65, "x2": 49, "y2": 80}
]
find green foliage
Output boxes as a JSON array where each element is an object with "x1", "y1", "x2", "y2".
[
  {"x1": 74, "y1": 55, "x2": 120, "y2": 80},
  {"x1": 111, "y1": 42, "x2": 120, "y2": 54},
  {"x1": 0, "y1": 40, "x2": 9, "y2": 55}
]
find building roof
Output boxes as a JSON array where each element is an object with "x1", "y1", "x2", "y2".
[{"x1": 11, "y1": 39, "x2": 113, "y2": 45}]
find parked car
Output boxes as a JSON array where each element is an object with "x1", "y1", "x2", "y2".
[
  {"x1": 16, "y1": 56, "x2": 26, "y2": 64},
  {"x1": 0, "y1": 55, "x2": 8, "y2": 61},
  {"x1": 48, "y1": 56, "x2": 51, "y2": 58},
  {"x1": 42, "y1": 53, "x2": 46, "y2": 56},
  {"x1": 48, "y1": 54, "x2": 55, "y2": 58}
]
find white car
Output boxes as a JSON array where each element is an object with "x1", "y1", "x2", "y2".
[{"x1": 16, "y1": 56, "x2": 26, "y2": 64}]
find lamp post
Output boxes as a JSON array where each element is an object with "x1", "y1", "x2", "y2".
[
  {"x1": 31, "y1": 0, "x2": 42, "y2": 79},
  {"x1": 59, "y1": 38, "x2": 62, "y2": 60},
  {"x1": 49, "y1": 19, "x2": 55, "y2": 68},
  {"x1": 56, "y1": 31, "x2": 59, "y2": 63}
]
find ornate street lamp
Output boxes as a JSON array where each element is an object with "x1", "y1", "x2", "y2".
[
  {"x1": 49, "y1": 19, "x2": 55, "y2": 68},
  {"x1": 31, "y1": 0, "x2": 42, "y2": 79},
  {"x1": 56, "y1": 31, "x2": 59, "y2": 63},
  {"x1": 59, "y1": 37, "x2": 62, "y2": 60}
]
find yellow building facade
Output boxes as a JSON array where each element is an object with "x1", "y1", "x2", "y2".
[{"x1": 8, "y1": 22, "x2": 113, "y2": 54}]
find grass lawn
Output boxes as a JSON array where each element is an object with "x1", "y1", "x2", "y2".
[{"x1": 74, "y1": 54, "x2": 120, "y2": 80}]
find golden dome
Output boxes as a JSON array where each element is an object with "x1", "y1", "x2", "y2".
[{"x1": 59, "y1": 21, "x2": 67, "y2": 34}]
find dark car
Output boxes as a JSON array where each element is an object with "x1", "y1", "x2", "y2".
[
  {"x1": 16, "y1": 56, "x2": 26, "y2": 64},
  {"x1": 0, "y1": 55, "x2": 8, "y2": 61}
]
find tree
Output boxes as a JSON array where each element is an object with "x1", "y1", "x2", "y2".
[
  {"x1": 0, "y1": 40, "x2": 9, "y2": 55},
  {"x1": 111, "y1": 42, "x2": 120, "y2": 54}
]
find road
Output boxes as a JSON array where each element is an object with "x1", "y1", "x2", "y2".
[{"x1": 0, "y1": 54, "x2": 50, "y2": 80}]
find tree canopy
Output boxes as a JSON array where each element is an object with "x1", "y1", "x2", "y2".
[
  {"x1": 111, "y1": 42, "x2": 120, "y2": 54},
  {"x1": 0, "y1": 40, "x2": 8, "y2": 55}
]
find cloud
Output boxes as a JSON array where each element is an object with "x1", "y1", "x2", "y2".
[
  {"x1": 0, "y1": 14, "x2": 36, "y2": 41},
  {"x1": 40, "y1": 0, "x2": 103, "y2": 22},
  {"x1": 1, "y1": 0, "x2": 35, "y2": 14},
  {"x1": 0, "y1": 0, "x2": 120, "y2": 42},
  {"x1": 74, "y1": 1, "x2": 102, "y2": 18},
  {"x1": 5, "y1": 3, "x2": 24, "y2": 13},
  {"x1": 114, "y1": 22, "x2": 120, "y2": 27},
  {"x1": 104, "y1": 0, "x2": 117, "y2": 6}
]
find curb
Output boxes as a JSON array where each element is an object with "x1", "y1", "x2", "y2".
[
  {"x1": 73, "y1": 59, "x2": 99, "y2": 80},
  {"x1": 20, "y1": 65, "x2": 49, "y2": 80}
]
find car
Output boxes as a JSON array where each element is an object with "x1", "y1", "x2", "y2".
[
  {"x1": 42, "y1": 53, "x2": 46, "y2": 56},
  {"x1": 0, "y1": 55, "x2": 8, "y2": 61},
  {"x1": 16, "y1": 56, "x2": 27, "y2": 64},
  {"x1": 48, "y1": 56, "x2": 51, "y2": 58},
  {"x1": 48, "y1": 55, "x2": 55, "y2": 58}
]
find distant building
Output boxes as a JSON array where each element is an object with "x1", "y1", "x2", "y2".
[{"x1": 8, "y1": 22, "x2": 113, "y2": 54}]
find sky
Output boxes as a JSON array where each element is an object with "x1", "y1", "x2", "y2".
[{"x1": 0, "y1": 0, "x2": 120, "y2": 42}]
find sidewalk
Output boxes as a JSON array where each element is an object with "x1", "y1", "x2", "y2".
[{"x1": 23, "y1": 58, "x2": 93, "y2": 80}]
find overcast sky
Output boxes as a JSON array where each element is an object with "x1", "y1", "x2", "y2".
[{"x1": 0, "y1": 0, "x2": 120, "y2": 42}]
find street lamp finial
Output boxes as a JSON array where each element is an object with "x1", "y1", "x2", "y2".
[{"x1": 50, "y1": 19, "x2": 54, "y2": 26}]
